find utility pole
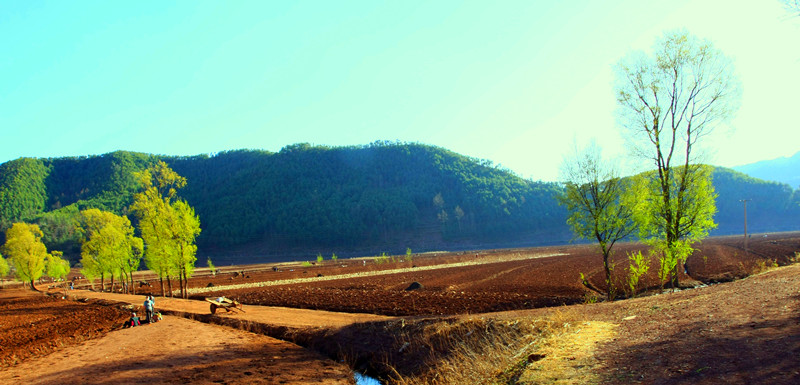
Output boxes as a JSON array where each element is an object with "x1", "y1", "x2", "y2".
[{"x1": 740, "y1": 199, "x2": 750, "y2": 252}]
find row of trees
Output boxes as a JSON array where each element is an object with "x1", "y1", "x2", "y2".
[
  {"x1": 561, "y1": 30, "x2": 739, "y2": 298},
  {"x1": 2, "y1": 141, "x2": 797, "y2": 262},
  {"x1": 0, "y1": 162, "x2": 200, "y2": 297},
  {"x1": 130, "y1": 161, "x2": 201, "y2": 298},
  {"x1": 0, "y1": 223, "x2": 71, "y2": 289}
]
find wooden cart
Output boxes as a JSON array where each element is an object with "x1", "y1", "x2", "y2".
[{"x1": 205, "y1": 297, "x2": 244, "y2": 314}]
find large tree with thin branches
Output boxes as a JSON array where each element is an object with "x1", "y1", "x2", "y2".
[{"x1": 615, "y1": 30, "x2": 739, "y2": 289}]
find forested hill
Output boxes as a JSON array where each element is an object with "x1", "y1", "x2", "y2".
[
  {"x1": 1, "y1": 143, "x2": 798, "y2": 264},
  {"x1": 0, "y1": 143, "x2": 569, "y2": 262},
  {"x1": 166, "y1": 143, "x2": 568, "y2": 255}
]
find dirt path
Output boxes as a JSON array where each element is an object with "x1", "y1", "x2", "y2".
[
  {"x1": 70, "y1": 290, "x2": 392, "y2": 328},
  {"x1": 0, "y1": 315, "x2": 354, "y2": 385}
]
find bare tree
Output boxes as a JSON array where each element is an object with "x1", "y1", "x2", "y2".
[{"x1": 615, "y1": 30, "x2": 739, "y2": 289}]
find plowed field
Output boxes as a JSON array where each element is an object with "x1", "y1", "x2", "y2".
[{"x1": 187, "y1": 233, "x2": 800, "y2": 316}]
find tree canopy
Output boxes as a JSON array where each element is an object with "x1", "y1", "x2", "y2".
[
  {"x1": 0, "y1": 252, "x2": 9, "y2": 279},
  {"x1": 616, "y1": 30, "x2": 739, "y2": 288},
  {"x1": 78, "y1": 209, "x2": 142, "y2": 293},
  {"x1": 559, "y1": 141, "x2": 636, "y2": 299},
  {"x1": 0, "y1": 143, "x2": 797, "y2": 265},
  {"x1": 45, "y1": 250, "x2": 70, "y2": 281},
  {"x1": 2, "y1": 222, "x2": 49, "y2": 290},
  {"x1": 131, "y1": 161, "x2": 199, "y2": 297}
]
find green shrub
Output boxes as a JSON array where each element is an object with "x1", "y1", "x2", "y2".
[
  {"x1": 207, "y1": 257, "x2": 217, "y2": 275},
  {"x1": 626, "y1": 251, "x2": 650, "y2": 297}
]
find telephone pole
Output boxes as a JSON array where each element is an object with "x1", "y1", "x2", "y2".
[{"x1": 740, "y1": 199, "x2": 750, "y2": 252}]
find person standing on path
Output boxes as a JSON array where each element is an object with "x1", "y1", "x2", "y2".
[{"x1": 143, "y1": 296, "x2": 154, "y2": 323}]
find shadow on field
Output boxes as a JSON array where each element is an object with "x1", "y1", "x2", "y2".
[
  {"x1": 26, "y1": 341, "x2": 347, "y2": 385},
  {"x1": 599, "y1": 308, "x2": 800, "y2": 385}
]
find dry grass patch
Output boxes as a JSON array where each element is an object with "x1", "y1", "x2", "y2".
[
  {"x1": 519, "y1": 319, "x2": 616, "y2": 384},
  {"x1": 387, "y1": 311, "x2": 616, "y2": 385}
]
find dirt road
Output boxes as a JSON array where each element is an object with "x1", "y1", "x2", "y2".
[
  {"x1": 0, "y1": 315, "x2": 354, "y2": 385},
  {"x1": 71, "y1": 290, "x2": 392, "y2": 328},
  {"x1": 0, "y1": 289, "x2": 394, "y2": 385}
]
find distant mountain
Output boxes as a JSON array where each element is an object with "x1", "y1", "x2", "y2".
[
  {"x1": 733, "y1": 151, "x2": 800, "y2": 188},
  {"x1": 1, "y1": 144, "x2": 798, "y2": 265}
]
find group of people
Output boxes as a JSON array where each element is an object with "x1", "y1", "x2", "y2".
[{"x1": 125, "y1": 295, "x2": 161, "y2": 328}]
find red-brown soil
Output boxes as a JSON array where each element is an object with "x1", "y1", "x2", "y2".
[
  {"x1": 2, "y1": 232, "x2": 799, "y2": 384},
  {"x1": 188, "y1": 233, "x2": 800, "y2": 317},
  {"x1": 0, "y1": 289, "x2": 355, "y2": 385},
  {"x1": 587, "y1": 262, "x2": 800, "y2": 384},
  {"x1": 0, "y1": 290, "x2": 129, "y2": 367}
]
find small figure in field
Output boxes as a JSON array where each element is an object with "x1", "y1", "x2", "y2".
[
  {"x1": 124, "y1": 312, "x2": 140, "y2": 328},
  {"x1": 143, "y1": 295, "x2": 154, "y2": 323}
]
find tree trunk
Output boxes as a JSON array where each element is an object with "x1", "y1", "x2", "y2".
[
  {"x1": 178, "y1": 271, "x2": 184, "y2": 299},
  {"x1": 29, "y1": 279, "x2": 39, "y2": 292},
  {"x1": 130, "y1": 271, "x2": 135, "y2": 295},
  {"x1": 603, "y1": 255, "x2": 613, "y2": 301},
  {"x1": 100, "y1": 274, "x2": 105, "y2": 292},
  {"x1": 159, "y1": 276, "x2": 165, "y2": 297},
  {"x1": 167, "y1": 276, "x2": 173, "y2": 297}
]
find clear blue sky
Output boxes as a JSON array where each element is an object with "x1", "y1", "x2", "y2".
[{"x1": 1, "y1": 1, "x2": 798, "y2": 181}]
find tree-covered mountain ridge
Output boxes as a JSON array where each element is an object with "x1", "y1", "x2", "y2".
[{"x1": 1, "y1": 142, "x2": 798, "y2": 264}]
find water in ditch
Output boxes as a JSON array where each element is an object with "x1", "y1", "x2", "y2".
[{"x1": 354, "y1": 371, "x2": 382, "y2": 385}]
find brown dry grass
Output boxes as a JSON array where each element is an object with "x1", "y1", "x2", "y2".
[{"x1": 387, "y1": 310, "x2": 616, "y2": 385}]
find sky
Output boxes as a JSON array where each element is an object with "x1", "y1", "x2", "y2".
[{"x1": 1, "y1": 0, "x2": 798, "y2": 182}]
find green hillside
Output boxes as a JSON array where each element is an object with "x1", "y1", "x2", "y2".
[{"x1": 1, "y1": 143, "x2": 798, "y2": 264}]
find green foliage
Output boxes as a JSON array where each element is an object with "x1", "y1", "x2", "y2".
[
  {"x1": 2, "y1": 143, "x2": 799, "y2": 263},
  {"x1": 617, "y1": 31, "x2": 736, "y2": 289},
  {"x1": 131, "y1": 161, "x2": 199, "y2": 298},
  {"x1": 165, "y1": 143, "x2": 569, "y2": 249},
  {"x1": 628, "y1": 166, "x2": 717, "y2": 289},
  {"x1": 331, "y1": 253, "x2": 338, "y2": 262},
  {"x1": 316, "y1": 253, "x2": 324, "y2": 263},
  {"x1": 78, "y1": 209, "x2": 142, "y2": 291},
  {"x1": 712, "y1": 167, "x2": 800, "y2": 233},
  {"x1": 45, "y1": 250, "x2": 70, "y2": 281},
  {"x1": 559, "y1": 142, "x2": 636, "y2": 300},
  {"x1": 172, "y1": 200, "x2": 201, "y2": 278},
  {"x1": 0, "y1": 158, "x2": 50, "y2": 230},
  {"x1": 0, "y1": 252, "x2": 9, "y2": 278},
  {"x1": 31, "y1": 205, "x2": 81, "y2": 260},
  {"x1": 375, "y1": 252, "x2": 390, "y2": 264},
  {"x1": 2, "y1": 223, "x2": 48, "y2": 287},
  {"x1": 207, "y1": 257, "x2": 216, "y2": 275},
  {"x1": 626, "y1": 251, "x2": 650, "y2": 297},
  {"x1": 45, "y1": 151, "x2": 155, "y2": 213},
  {"x1": 301, "y1": 261, "x2": 312, "y2": 267}
]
